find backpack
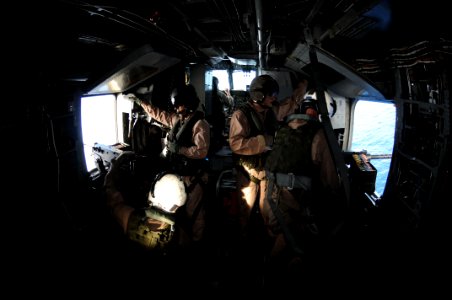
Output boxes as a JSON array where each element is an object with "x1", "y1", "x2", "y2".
[
  {"x1": 265, "y1": 121, "x2": 321, "y2": 175},
  {"x1": 127, "y1": 208, "x2": 176, "y2": 251}
]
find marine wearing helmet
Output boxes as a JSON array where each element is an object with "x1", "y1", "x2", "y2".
[
  {"x1": 249, "y1": 74, "x2": 279, "y2": 103},
  {"x1": 171, "y1": 84, "x2": 200, "y2": 113}
]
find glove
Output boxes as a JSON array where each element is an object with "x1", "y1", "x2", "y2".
[
  {"x1": 125, "y1": 93, "x2": 142, "y2": 106},
  {"x1": 257, "y1": 134, "x2": 272, "y2": 152},
  {"x1": 256, "y1": 134, "x2": 266, "y2": 147},
  {"x1": 166, "y1": 141, "x2": 179, "y2": 154}
]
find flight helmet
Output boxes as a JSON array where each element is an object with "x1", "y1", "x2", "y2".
[
  {"x1": 171, "y1": 84, "x2": 200, "y2": 112},
  {"x1": 249, "y1": 75, "x2": 279, "y2": 102},
  {"x1": 148, "y1": 172, "x2": 187, "y2": 213},
  {"x1": 304, "y1": 90, "x2": 337, "y2": 119},
  {"x1": 285, "y1": 97, "x2": 319, "y2": 123}
]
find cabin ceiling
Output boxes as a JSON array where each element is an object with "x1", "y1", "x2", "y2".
[{"x1": 19, "y1": 0, "x2": 450, "y2": 94}]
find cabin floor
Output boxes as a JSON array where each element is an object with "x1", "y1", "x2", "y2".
[{"x1": 11, "y1": 147, "x2": 447, "y2": 296}]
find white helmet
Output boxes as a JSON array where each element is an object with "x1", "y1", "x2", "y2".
[
  {"x1": 148, "y1": 173, "x2": 187, "y2": 213},
  {"x1": 304, "y1": 90, "x2": 337, "y2": 119}
]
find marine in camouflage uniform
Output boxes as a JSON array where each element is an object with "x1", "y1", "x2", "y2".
[
  {"x1": 105, "y1": 84, "x2": 210, "y2": 251},
  {"x1": 132, "y1": 84, "x2": 210, "y2": 244},
  {"x1": 104, "y1": 151, "x2": 183, "y2": 251},
  {"x1": 264, "y1": 97, "x2": 342, "y2": 271},
  {"x1": 229, "y1": 75, "x2": 309, "y2": 239}
]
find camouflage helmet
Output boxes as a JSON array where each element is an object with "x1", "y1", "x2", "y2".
[{"x1": 249, "y1": 75, "x2": 279, "y2": 102}]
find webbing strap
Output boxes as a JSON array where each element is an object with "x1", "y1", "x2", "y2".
[{"x1": 265, "y1": 172, "x2": 304, "y2": 256}]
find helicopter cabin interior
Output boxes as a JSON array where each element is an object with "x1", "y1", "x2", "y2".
[{"x1": 5, "y1": 0, "x2": 451, "y2": 293}]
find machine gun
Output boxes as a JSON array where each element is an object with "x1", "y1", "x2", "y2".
[
  {"x1": 92, "y1": 142, "x2": 131, "y2": 174},
  {"x1": 92, "y1": 142, "x2": 161, "y2": 180}
]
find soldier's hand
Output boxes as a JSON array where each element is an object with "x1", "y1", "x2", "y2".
[{"x1": 125, "y1": 93, "x2": 142, "y2": 106}]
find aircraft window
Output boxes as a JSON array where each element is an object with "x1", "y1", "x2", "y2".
[
  {"x1": 209, "y1": 70, "x2": 230, "y2": 90},
  {"x1": 81, "y1": 94, "x2": 117, "y2": 172},
  {"x1": 206, "y1": 69, "x2": 256, "y2": 91},
  {"x1": 351, "y1": 100, "x2": 396, "y2": 196},
  {"x1": 232, "y1": 70, "x2": 256, "y2": 91}
]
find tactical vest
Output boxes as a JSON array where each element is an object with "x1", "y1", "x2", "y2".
[
  {"x1": 234, "y1": 103, "x2": 278, "y2": 171},
  {"x1": 166, "y1": 111, "x2": 205, "y2": 175},
  {"x1": 265, "y1": 121, "x2": 321, "y2": 176}
]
